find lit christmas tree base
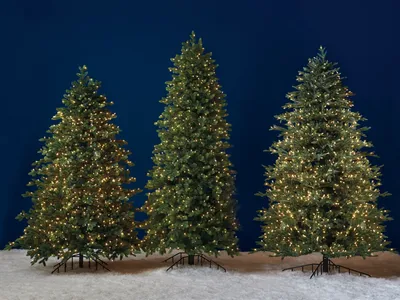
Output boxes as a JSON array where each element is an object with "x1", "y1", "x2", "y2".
[
  {"x1": 282, "y1": 255, "x2": 371, "y2": 279},
  {"x1": 163, "y1": 252, "x2": 226, "y2": 272},
  {"x1": 51, "y1": 253, "x2": 110, "y2": 274}
]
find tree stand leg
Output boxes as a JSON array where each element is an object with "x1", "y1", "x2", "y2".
[
  {"x1": 282, "y1": 254, "x2": 371, "y2": 279},
  {"x1": 51, "y1": 253, "x2": 110, "y2": 274},
  {"x1": 163, "y1": 252, "x2": 226, "y2": 272}
]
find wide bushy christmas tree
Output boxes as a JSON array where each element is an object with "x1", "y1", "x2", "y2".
[
  {"x1": 256, "y1": 48, "x2": 392, "y2": 277},
  {"x1": 142, "y1": 32, "x2": 239, "y2": 265},
  {"x1": 7, "y1": 66, "x2": 140, "y2": 269}
]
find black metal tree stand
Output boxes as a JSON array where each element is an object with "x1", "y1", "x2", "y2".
[
  {"x1": 163, "y1": 252, "x2": 226, "y2": 272},
  {"x1": 282, "y1": 254, "x2": 371, "y2": 279},
  {"x1": 51, "y1": 253, "x2": 110, "y2": 274}
]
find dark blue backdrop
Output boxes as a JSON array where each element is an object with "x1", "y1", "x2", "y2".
[{"x1": 1, "y1": 0, "x2": 399, "y2": 252}]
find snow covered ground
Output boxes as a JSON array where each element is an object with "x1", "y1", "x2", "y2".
[{"x1": 1, "y1": 250, "x2": 399, "y2": 300}]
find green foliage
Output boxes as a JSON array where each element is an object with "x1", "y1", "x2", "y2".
[
  {"x1": 7, "y1": 66, "x2": 140, "y2": 265},
  {"x1": 255, "y1": 47, "x2": 392, "y2": 258},
  {"x1": 142, "y1": 32, "x2": 239, "y2": 257}
]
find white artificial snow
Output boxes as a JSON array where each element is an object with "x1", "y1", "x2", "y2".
[{"x1": 0, "y1": 250, "x2": 399, "y2": 300}]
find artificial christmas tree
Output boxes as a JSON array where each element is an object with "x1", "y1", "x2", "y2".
[
  {"x1": 7, "y1": 66, "x2": 140, "y2": 272},
  {"x1": 141, "y1": 32, "x2": 239, "y2": 270},
  {"x1": 255, "y1": 47, "x2": 392, "y2": 278}
]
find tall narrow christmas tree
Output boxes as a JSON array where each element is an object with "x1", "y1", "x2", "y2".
[
  {"x1": 7, "y1": 66, "x2": 140, "y2": 271},
  {"x1": 255, "y1": 48, "x2": 392, "y2": 278},
  {"x1": 142, "y1": 32, "x2": 239, "y2": 268}
]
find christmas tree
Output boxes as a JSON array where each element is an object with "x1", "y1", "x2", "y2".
[
  {"x1": 255, "y1": 48, "x2": 392, "y2": 275},
  {"x1": 141, "y1": 32, "x2": 239, "y2": 265},
  {"x1": 7, "y1": 66, "x2": 140, "y2": 269}
]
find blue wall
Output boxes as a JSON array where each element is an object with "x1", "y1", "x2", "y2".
[{"x1": 1, "y1": 0, "x2": 399, "y2": 251}]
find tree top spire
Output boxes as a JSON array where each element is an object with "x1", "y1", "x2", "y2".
[
  {"x1": 190, "y1": 30, "x2": 196, "y2": 40},
  {"x1": 317, "y1": 46, "x2": 327, "y2": 60}
]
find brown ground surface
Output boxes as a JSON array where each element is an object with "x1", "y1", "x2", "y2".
[{"x1": 109, "y1": 251, "x2": 400, "y2": 278}]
